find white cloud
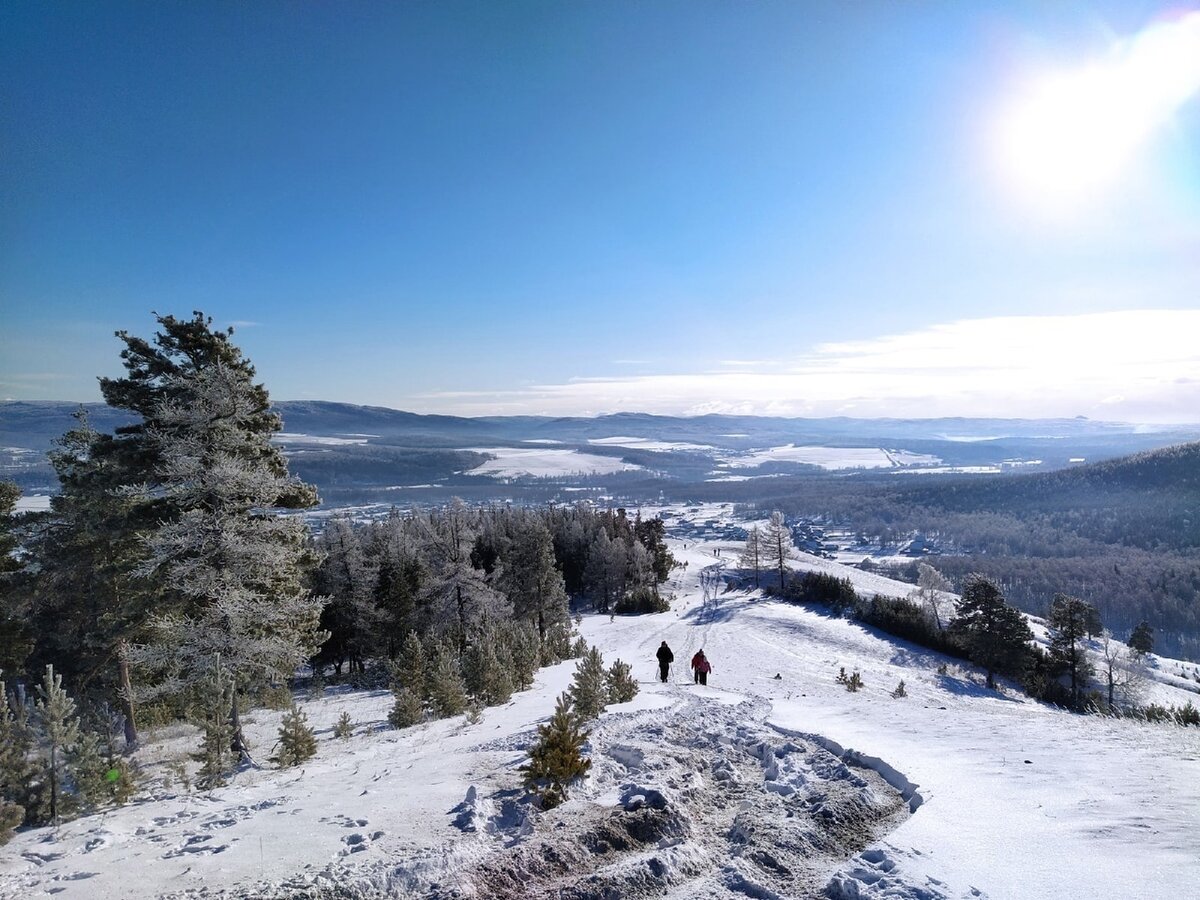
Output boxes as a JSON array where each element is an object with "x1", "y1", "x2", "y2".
[{"x1": 402, "y1": 310, "x2": 1200, "y2": 422}]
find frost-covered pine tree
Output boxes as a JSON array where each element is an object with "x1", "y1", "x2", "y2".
[
  {"x1": 313, "y1": 517, "x2": 379, "y2": 676},
  {"x1": 128, "y1": 362, "x2": 327, "y2": 749},
  {"x1": 606, "y1": 659, "x2": 638, "y2": 704},
  {"x1": 419, "y1": 501, "x2": 509, "y2": 649},
  {"x1": 498, "y1": 517, "x2": 569, "y2": 647},
  {"x1": 193, "y1": 658, "x2": 236, "y2": 788},
  {"x1": 0, "y1": 681, "x2": 37, "y2": 835},
  {"x1": 425, "y1": 642, "x2": 468, "y2": 719},
  {"x1": 273, "y1": 704, "x2": 317, "y2": 768},
  {"x1": 520, "y1": 692, "x2": 591, "y2": 810},
  {"x1": 739, "y1": 525, "x2": 762, "y2": 589},
  {"x1": 34, "y1": 665, "x2": 81, "y2": 825},
  {"x1": 568, "y1": 647, "x2": 608, "y2": 720}
]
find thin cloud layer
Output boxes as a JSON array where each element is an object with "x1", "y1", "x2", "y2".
[{"x1": 407, "y1": 310, "x2": 1200, "y2": 422}]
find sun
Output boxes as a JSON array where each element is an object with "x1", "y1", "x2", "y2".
[{"x1": 992, "y1": 12, "x2": 1200, "y2": 211}]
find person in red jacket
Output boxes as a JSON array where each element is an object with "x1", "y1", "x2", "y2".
[{"x1": 691, "y1": 649, "x2": 712, "y2": 686}]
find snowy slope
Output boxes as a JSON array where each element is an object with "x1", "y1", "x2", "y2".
[{"x1": 2, "y1": 532, "x2": 1197, "y2": 899}]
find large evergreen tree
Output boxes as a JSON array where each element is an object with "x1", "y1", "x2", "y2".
[
  {"x1": 949, "y1": 575, "x2": 1033, "y2": 689},
  {"x1": 127, "y1": 361, "x2": 326, "y2": 748},
  {"x1": 24, "y1": 414, "x2": 147, "y2": 745},
  {"x1": 1047, "y1": 593, "x2": 1096, "y2": 708}
]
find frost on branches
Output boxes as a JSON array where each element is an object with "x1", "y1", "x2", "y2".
[{"x1": 129, "y1": 363, "x2": 326, "y2": 714}]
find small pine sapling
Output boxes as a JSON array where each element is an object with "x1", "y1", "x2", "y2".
[
  {"x1": 606, "y1": 659, "x2": 638, "y2": 704},
  {"x1": 333, "y1": 712, "x2": 353, "y2": 740},
  {"x1": 388, "y1": 687, "x2": 424, "y2": 728},
  {"x1": 395, "y1": 632, "x2": 426, "y2": 696},
  {"x1": 845, "y1": 670, "x2": 864, "y2": 693},
  {"x1": 426, "y1": 645, "x2": 468, "y2": 719},
  {"x1": 568, "y1": 647, "x2": 608, "y2": 721},
  {"x1": 569, "y1": 635, "x2": 588, "y2": 658},
  {"x1": 520, "y1": 692, "x2": 591, "y2": 810},
  {"x1": 835, "y1": 667, "x2": 849, "y2": 684},
  {"x1": 273, "y1": 704, "x2": 317, "y2": 768},
  {"x1": 891, "y1": 679, "x2": 907, "y2": 698},
  {"x1": 193, "y1": 660, "x2": 236, "y2": 789},
  {"x1": 34, "y1": 665, "x2": 82, "y2": 824}
]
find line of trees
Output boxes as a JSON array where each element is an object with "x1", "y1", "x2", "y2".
[{"x1": 0, "y1": 312, "x2": 677, "y2": 834}]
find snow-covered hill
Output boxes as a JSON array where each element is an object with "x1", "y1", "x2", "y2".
[{"x1": 2, "y1": 528, "x2": 1197, "y2": 899}]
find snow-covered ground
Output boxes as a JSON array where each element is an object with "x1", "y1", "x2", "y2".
[
  {"x1": 588, "y1": 436, "x2": 715, "y2": 452},
  {"x1": 463, "y1": 447, "x2": 643, "y2": 478},
  {"x1": 722, "y1": 445, "x2": 941, "y2": 471},
  {"x1": 3, "y1": 529, "x2": 1197, "y2": 899}
]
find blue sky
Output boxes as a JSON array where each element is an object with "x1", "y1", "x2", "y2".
[{"x1": 2, "y1": 1, "x2": 1198, "y2": 421}]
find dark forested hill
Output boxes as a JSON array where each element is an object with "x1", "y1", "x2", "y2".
[{"x1": 769, "y1": 443, "x2": 1200, "y2": 659}]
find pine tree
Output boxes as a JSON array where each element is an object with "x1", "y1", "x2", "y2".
[
  {"x1": 501, "y1": 622, "x2": 540, "y2": 691},
  {"x1": 606, "y1": 659, "x2": 638, "y2": 704},
  {"x1": 388, "y1": 686, "x2": 424, "y2": 728},
  {"x1": 34, "y1": 665, "x2": 82, "y2": 824},
  {"x1": 499, "y1": 517, "x2": 569, "y2": 646},
  {"x1": 273, "y1": 705, "x2": 317, "y2": 767},
  {"x1": 739, "y1": 525, "x2": 762, "y2": 589},
  {"x1": 22, "y1": 417, "x2": 148, "y2": 748},
  {"x1": 0, "y1": 681, "x2": 37, "y2": 832},
  {"x1": 333, "y1": 711, "x2": 353, "y2": 740},
  {"x1": 393, "y1": 631, "x2": 426, "y2": 695},
  {"x1": 568, "y1": 647, "x2": 608, "y2": 720},
  {"x1": 312, "y1": 517, "x2": 379, "y2": 677},
  {"x1": 462, "y1": 628, "x2": 515, "y2": 708},
  {"x1": 762, "y1": 512, "x2": 793, "y2": 591},
  {"x1": 1128, "y1": 621, "x2": 1154, "y2": 656},
  {"x1": 0, "y1": 797, "x2": 20, "y2": 846},
  {"x1": 425, "y1": 643, "x2": 468, "y2": 719},
  {"x1": 1047, "y1": 593, "x2": 1096, "y2": 708},
  {"x1": 949, "y1": 575, "x2": 1034, "y2": 689},
  {"x1": 419, "y1": 501, "x2": 508, "y2": 649},
  {"x1": 520, "y1": 692, "x2": 591, "y2": 810},
  {"x1": 0, "y1": 482, "x2": 33, "y2": 680},
  {"x1": 192, "y1": 658, "x2": 236, "y2": 789},
  {"x1": 127, "y1": 362, "x2": 326, "y2": 749}
]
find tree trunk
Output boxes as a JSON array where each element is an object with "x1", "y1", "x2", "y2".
[{"x1": 118, "y1": 642, "x2": 139, "y2": 750}]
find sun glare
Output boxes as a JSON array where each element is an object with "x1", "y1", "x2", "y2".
[{"x1": 993, "y1": 11, "x2": 1200, "y2": 210}]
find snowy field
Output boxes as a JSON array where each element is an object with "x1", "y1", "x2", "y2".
[
  {"x1": 2, "y1": 521, "x2": 1198, "y2": 899},
  {"x1": 463, "y1": 447, "x2": 643, "y2": 478},
  {"x1": 722, "y1": 445, "x2": 941, "y2": 471},
  {"x1": 588, "y1": 436, "x2": 715, "y2": 452}
]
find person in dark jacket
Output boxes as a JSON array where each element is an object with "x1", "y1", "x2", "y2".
[
  {"x1": 656, "y1": 641, "x2": 674, "y2": 683},
  {"x1": 691, "y1": 649, "x2": 712, "y2": 686}
]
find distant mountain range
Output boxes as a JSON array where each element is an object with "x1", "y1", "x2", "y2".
[{"x1": 4, "y1": 399, "x2": 1200, "y2": 501}]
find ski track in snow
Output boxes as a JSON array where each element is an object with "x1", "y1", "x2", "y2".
[{"x1": 3, "y1": 510, "x2": 1198, "y2": 899}]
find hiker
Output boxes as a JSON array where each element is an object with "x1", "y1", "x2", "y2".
[
  {"x1": 656, "y1": 641, "x2": 674, "y2": 683},
  {"x1": 691, "y1": 649, "x2": 712, "y2": 686}
]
